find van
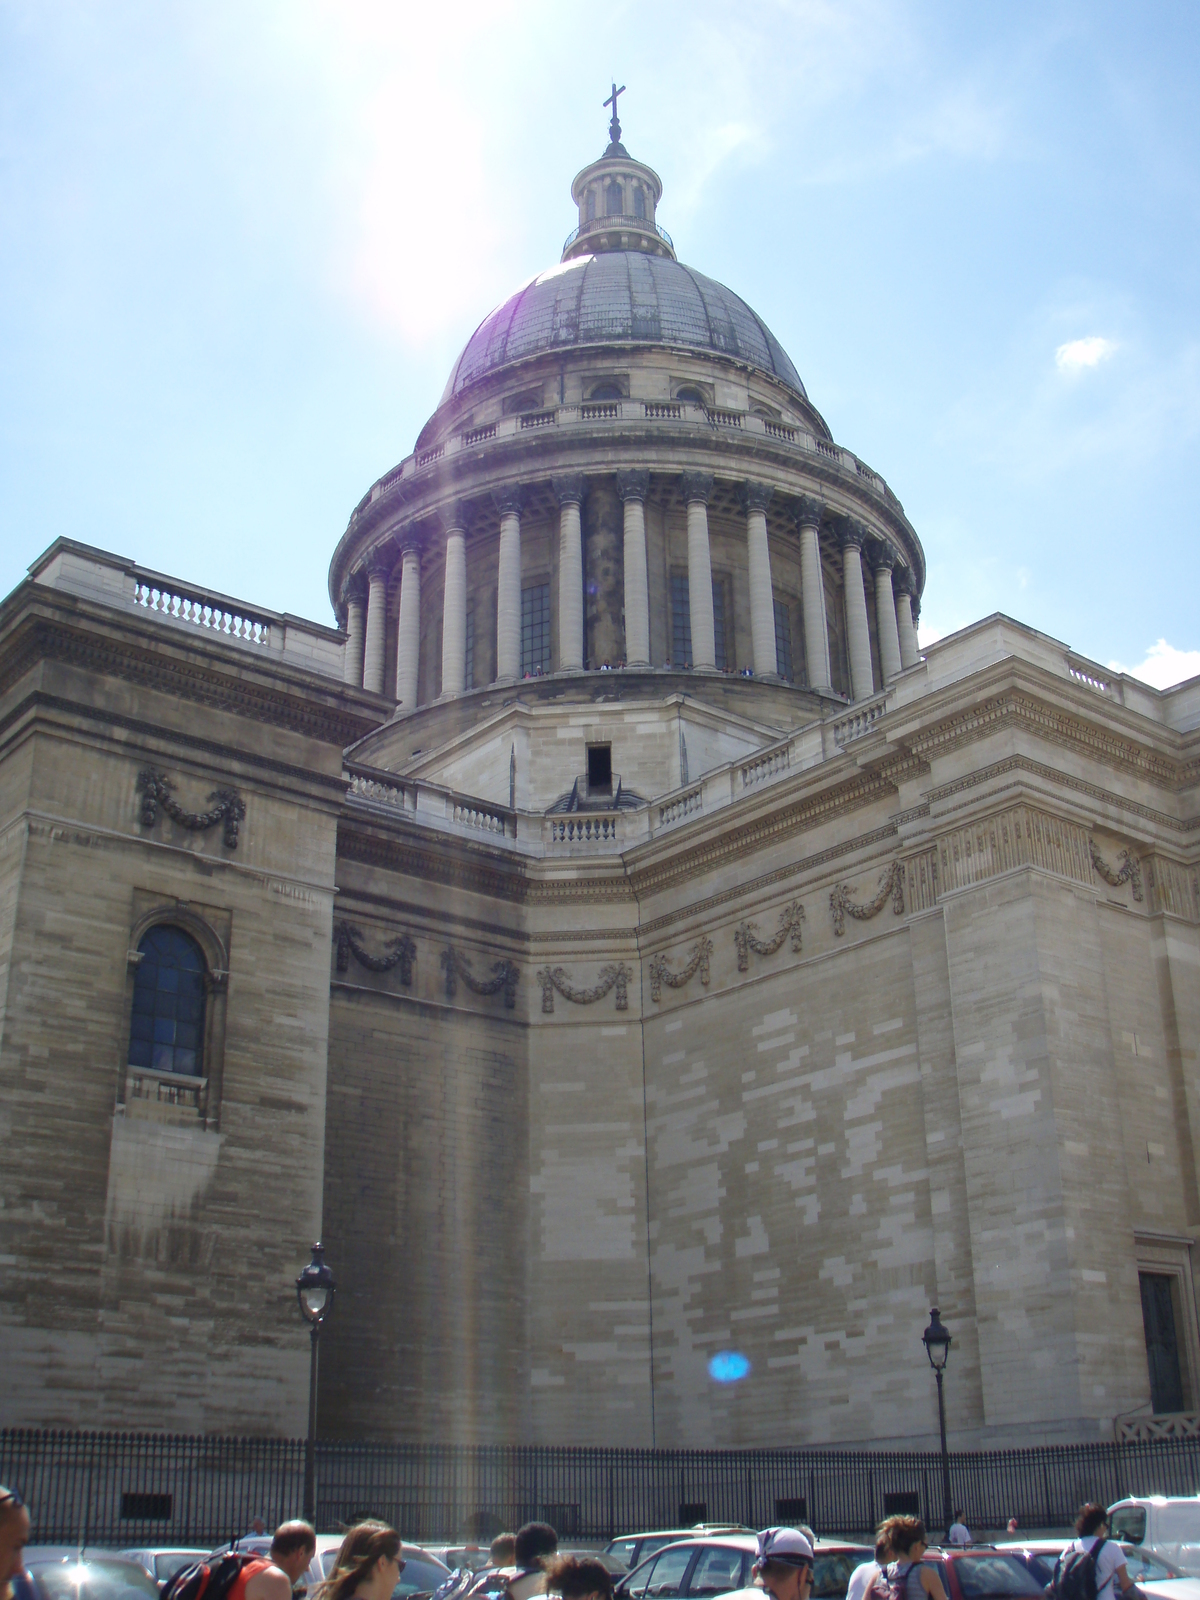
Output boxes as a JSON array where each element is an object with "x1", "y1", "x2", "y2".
[{"x1": 1108, "y1": 1498, "x2": 1200, "y2": 1576}]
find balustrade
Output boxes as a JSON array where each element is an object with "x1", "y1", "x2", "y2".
[
  {"x1": 658, "y1": 785, "x2": 703, "y2": 826},
  {"x1": 131, "y1": 581, "x2": 271, "y2": 645},
  {"x1": 548, "y1": 813, "x2": 621, "y2": 845},
  {"x1": 741, "y1": 742, "x2": 790, "y2": 787}
]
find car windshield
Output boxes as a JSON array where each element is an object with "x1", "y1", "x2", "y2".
[
  {"x1": 391, "y1": 1558, "x2": 450, "y2": 1598},
  {"x1": 951, "y1": 1556, "x2": 1045, "y2": 1598},
  {"x1": 28, "y1": 1561, "x2": 161, "y2": 1600},
  {"x1": 610, "y1": 1544, "x2": 640, "y2": 1569},
  {"x1": 1121, "y1": 1549, "x2": 1178, "y2": 1581},
  {"x1": 687, "y1": 1547, "x2": 745, "y2": 1596},
  {"x1": 1109, "y1": 1512, "x2": 1147, "y2": 1546}
]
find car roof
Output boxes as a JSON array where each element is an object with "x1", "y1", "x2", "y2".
[{"x1": 25, "y1": 1550, "x2": 147, "y2": 1564}]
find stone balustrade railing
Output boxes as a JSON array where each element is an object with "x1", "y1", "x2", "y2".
[
  {"x1": 740, "y1": 739, "x2": 791, "y2": 786},
  {"x1": 831, "y1": 692, "x2": 891, "y2": 746},
  {"x1": 658, "y1": 784, "x2": 703, "y2": 826},
  {"x1": 127, "y1": 1066, "x2": 208, "y2": 1113},
  {"x1": 29, "y1": 540, "x2": 347, "y2": 679},
  {"x1": 355, "y1": 402, "x2": 906, "y2": 521}
]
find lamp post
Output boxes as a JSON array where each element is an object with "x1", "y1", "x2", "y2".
[
  {"x1": 296, "y1": 1241, "x2": 336, "y2": 1525},
  {"x1": 922, "y1": 1306, "x2": 953, "y2": 1536}
]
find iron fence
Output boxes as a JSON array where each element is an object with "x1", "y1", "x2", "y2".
[{"x1": 4, "y1": 1429, "x2": 1200, "y2": 1548}]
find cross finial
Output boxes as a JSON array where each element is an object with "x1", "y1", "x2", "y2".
[{"x1": 603, "y1": 81, "x2": 625, "y2": 146}]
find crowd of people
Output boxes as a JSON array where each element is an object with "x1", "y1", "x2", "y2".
[{"x1": 0, "y1": 1479, "x2": 1144, "y2": 1600}]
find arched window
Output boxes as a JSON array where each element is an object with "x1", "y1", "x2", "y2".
[
  {"x1": 586, "y1": 190, "x2": 596, "y2": 222},
  {"x1": 606, "y1": 181, "x2": 623, "y2": 216},
  {"x1": 589, "y1": 382, "x2": 623, "y2": 401},
  {"x1": 129, "y1": 925, "x2": 206, "y2": 1076},
  {"x1": 633, "y1": 186, "x2": 646, "y2": 219},
  {"x1": 676, "y1": 385, "x2": 706, "y2": 405}
]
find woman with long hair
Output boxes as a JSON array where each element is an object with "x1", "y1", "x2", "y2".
[{"x1": 321, "y1": 1523, "x2": 405, "y2": 1600}]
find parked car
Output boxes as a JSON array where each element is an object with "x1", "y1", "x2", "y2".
[
  {"x1": 613, "y1": 1532, "x2": 872, "y2": 1600},
  {"x1": 919, "y1": 1549, "x2": 1047, "y2": 1600},
  {"x1": 15, "y1": 1550, "x2": 161, "y2": 1600},
  {"x1": 209, "y1": 1534, "x2": 450, "y2": 1600},
  {"x1": 424, "y1": 1548, "x2": 492, "y2": 1575},
  {"x1": 998, "y1": 1539, "x2": 1200, "y2": 1600},
  {"x1": 605, "y1": 1531, "x2": 753, "y2": 1576},
  {"x1": 119, "y1": 1550, "x2": 211, "y2": 1590},
  {"x1": 1109, "y1": 1500, "x2": 1200, "y2": 1578},
  {"x1": 557, "y1": 1550, "x2": 631, "y2": 1577}
]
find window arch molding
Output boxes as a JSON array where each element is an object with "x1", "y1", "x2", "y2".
[{"x1": 119, "y1": 899, "x2": 232, "y2": 1131}]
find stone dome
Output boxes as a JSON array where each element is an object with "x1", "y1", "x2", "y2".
[{"x1": 439, "y1": 250, "x2": 808, "y2": 406}]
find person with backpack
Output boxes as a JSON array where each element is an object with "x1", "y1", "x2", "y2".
[
  {"x1": 1052, "y1": 1505, "x2": 1140, "y2": 1600},
  {"x1": 846, "y1": 1534, "x2": 891, "y2": 1600},
  {"x1": 870, "y1": 1517, "x2": 947, "y2": 1600}
]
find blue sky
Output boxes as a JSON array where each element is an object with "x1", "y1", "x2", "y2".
[{"x1": 2, "y1": 0, "x2": 1198, "y2": 685}]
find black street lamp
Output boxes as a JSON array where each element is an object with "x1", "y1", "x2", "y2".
[
  {"x1": 296, "y1": 1241, "x2": 336, "y2": 1524},
  {"x1": 922, "y1": 1306, "x2": 953, "y2": 1536}
]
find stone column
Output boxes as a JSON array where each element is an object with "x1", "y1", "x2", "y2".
[
  {"x1": 553, "y1": 476, "x2": 584, "y2": 672},
  {"x1": 681, "y1": 471, "x2": 716, "y2": 669},
  {"x1": 494, "y1": 488, "x2": 523, "y2": 683},
  {"x1": 440, "y1": 507, "x2": 467, "y2": 696},
  {"x1": 870, "y1": 541, "x2": 903, "y2": 684},
  {"x1": 618, "y1": 469, "x2": 651, "y2": 667},
  {"x1": 894, "y1": 567, "x2": 920, "y2": 671},
  {"x1": 394, "y1": 542, "x2": 421, "y2": 709},
  {"x1": 839, "y1": 521, "x2": 875, "y2": 702},
  {"x1": 342, "y1": 571, "x2": 367, "y2": 687},
  {"x1": 742, "y1": 481, "x2": 777, "y2": 677},
  {"x1": 362, "y1": 556, "x2": 389, "y2": 695},
  {"x1": 797, "y1": 496, "x2": 831, "y2": 692}
]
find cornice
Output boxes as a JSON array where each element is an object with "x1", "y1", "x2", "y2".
[
  {"x1": 925, "y1": 751, "x2": 1193, "y2": 836},
  {"x1": 0, "y1": 689, "x2": 350, "y2": 799},
  {"x1": 337, "y1": 820, "x2": 528, "y2": 903},
  {"x1": 0, "y1": 607, "x2": 383, "y2": 748},
  {"x1": 904, "y1": 688, "x2": 1185, "y2": 791}
]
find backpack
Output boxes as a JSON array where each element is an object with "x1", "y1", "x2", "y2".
[
  {"x1": 434, "y1": 1570, "x2": 489, "y2": 1600},
  {"x1": 878, "y1": 1561, "x2": 917, "y2": 1600},
  {"x1": 1052, "y1": 1538, "x2": 1109, "y2": 1600},
  {"x1": 161, "y1": 1553, "x2": 267, "y2": 1600}
]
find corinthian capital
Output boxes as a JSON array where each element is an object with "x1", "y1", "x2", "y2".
[
  {"x1": 493, "y1": 487, "x2": 524, "y2": 518},
  {"x1": 741, "y1": 481, "x2": 773, "y2": 515},
  {"x1": 795, "y1": 495, "x2": 823, "y2": 528},
  {"x1": 893, "y1": 565, "x2": 916, "y2": 597},
  {"x1": 680, "y1": 470, "x2": 714, "y2": 505},
  {"x1": 869, "y1": 539, "x2": 897, "y2": 572},
  {"x1": 438, "y1": 501, "x2": 468, "y2": 534},
  {"x1": 616, "y1": 469, "x2": 651, "y2": 503},
  {"x1": 552, "y1": 475, "x2": 585, "y2": 507},
  {"x1": 837, "y1": 520, "x2": 866, "y2": 553}
]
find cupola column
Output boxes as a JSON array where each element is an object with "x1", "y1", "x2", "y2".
[
  {"x1": 681, "y1": 472, "x2": 716, "y2": 670},
  {"x1": 362, "y1": 556, "x2": 390, "y2": 695},
  {"x1": 553, "y1": 477, "x2": 585, "y2": 672},
  {"x1": 342, "y1": 570, "x2": 367, "y2": 687},
  {"x1": 494, "y1": 489, "x2": 523, "y2": 683},
  {"x1": 894, "y1": 568, "x2": 920, "y2": 670},
  {"x1": 394, "y1": 543, "x2": 422, "y2": 710},
  {"x1": 839, "y1": 522, "x2": 875, "y2": 702},
  {"x1": 742, "y1": 481, "x2": 777, "y2": 677},
  {"x1": 440, "y1": 508, "x2": 468, "y2": 696},
  {"x1": 870, "y1": 541, "x2": 903, "y2": 684},
  {"x1": 618, "y1": 469, "x2": 651, "y2": 667},
  {"x1": 797, "y1": 497, "x2": 831, "y2": 692}
]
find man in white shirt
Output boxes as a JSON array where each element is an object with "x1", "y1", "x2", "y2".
[
  {"x1": 846, "y1": 1537, "x2": 889, "y2": 1600},
  {"x1": 947, "y1": 1515, "x2": 971, "y2": 1548}
]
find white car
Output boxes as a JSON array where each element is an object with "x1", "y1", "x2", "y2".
[
  {"x1": 996, "y1": 1539, "x2": 1200, "y2": 1600},
  {"x1": 1110, "y1": 1500, "x2": 1200, "y2": 1579}
]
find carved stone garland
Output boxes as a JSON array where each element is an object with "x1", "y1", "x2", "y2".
[
  {"x1": 334, "y1": 920, "x2": 415, "y2": 984},
  {"x1": 1089, "y1": 837, "x2": 1144, "y2": 902},
  {"x1": 829, "y1": 861, "x2": 904, "y2": 936},
  {"x1": 734, "y1": 901, "x2": 806, "y2": 971},
  {"x1": 648, "y1": 937, "x2": 713, "y2": 1003},
  {"x1": 536, "y1": 963, "x2": 633, "y2": 1014},
  {"x1": 137, "y1": 767, "x2": 246, "y2": 849},
  {"x1": 441, "y1": 945, "x2": 520, "y2": 1009}
]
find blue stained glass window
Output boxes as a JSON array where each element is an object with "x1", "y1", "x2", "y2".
[{"x1": 129, "y1": 925, "x2": 206, "y2": 1076}]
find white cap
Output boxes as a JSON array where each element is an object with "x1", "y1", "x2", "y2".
[{"x1": 754, "y1": 1529, "x2": 815, "y2": 1569}]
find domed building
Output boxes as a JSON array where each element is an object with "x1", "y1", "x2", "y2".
[{"x1": 1, "y1": 108, "x2": 1198, "y2": 1479}]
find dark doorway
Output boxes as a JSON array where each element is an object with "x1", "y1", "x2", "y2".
[
  {"x1": 588, "y1": 744, "x2": 612, "y2": 792},
  {"x1": 1140, "y1": 1271, "x2": 1186, "y2": 1413}
]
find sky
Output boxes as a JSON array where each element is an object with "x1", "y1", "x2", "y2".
[{"x1": 2, "y1": 0, "x2": 1198, "y2": 688}]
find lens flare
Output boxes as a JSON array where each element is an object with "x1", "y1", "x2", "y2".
[{"x1": 708, "y1": 1349, "x2": 751, "y2": 1383}]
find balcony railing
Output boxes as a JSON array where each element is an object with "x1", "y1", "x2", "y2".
[{"x1": 562, "y1": 215, "x2": 675, "y2": 254}]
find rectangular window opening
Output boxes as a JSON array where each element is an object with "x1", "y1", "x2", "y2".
[
  {"x1": 587, "y1": 745, "x2": 612, "y2": 793},
  {"x1": 883, "y1": 1492, "x2": 920, "y2": 1517},
  {"x1": 521, "y1": 583, "x2": 551, "y2": 676},
  {"x1": 121, "y1": 1492, "x2": 173, "y2": 1521},
  {"x1": 774, "y1": 598, "x2": 793, "y2": 681},
  {"x1": 713, "y1": 580, "x2": 728, "y2": 672},
  {"x1": 679, "y1": 1502, "x2": 707, "y2": 1525},
  {"x1": 671, "y1": 573, "x2": 692, "y2": 668},
  {"x1": 1141, "y1": 1270, "x2": 1186, "y2": 1413},
  {"x1": 775, "y1": 1497, "x2": 807, "y2": 1523}
]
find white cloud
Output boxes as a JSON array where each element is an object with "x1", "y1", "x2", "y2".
[
  {"x1": 1056, "y1": 335, "x2": 1115, "y2": 371},
  {"x1": 1108, "y1": 639, "x2": 1200, "y2": 690}
]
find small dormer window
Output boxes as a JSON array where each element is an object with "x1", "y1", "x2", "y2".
[
  {"x1": 634, "y1": 187, "x2": 646, "y2": 220},
  {"x1": 586, "y1": 190, "x2": 596, "y2": 222},
  {"x1": 587, "y1": 745, "x2": 613, "y2": 793},
  {"x1": 606, "y1": 181, "x2": 623, "y2": 216}
]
